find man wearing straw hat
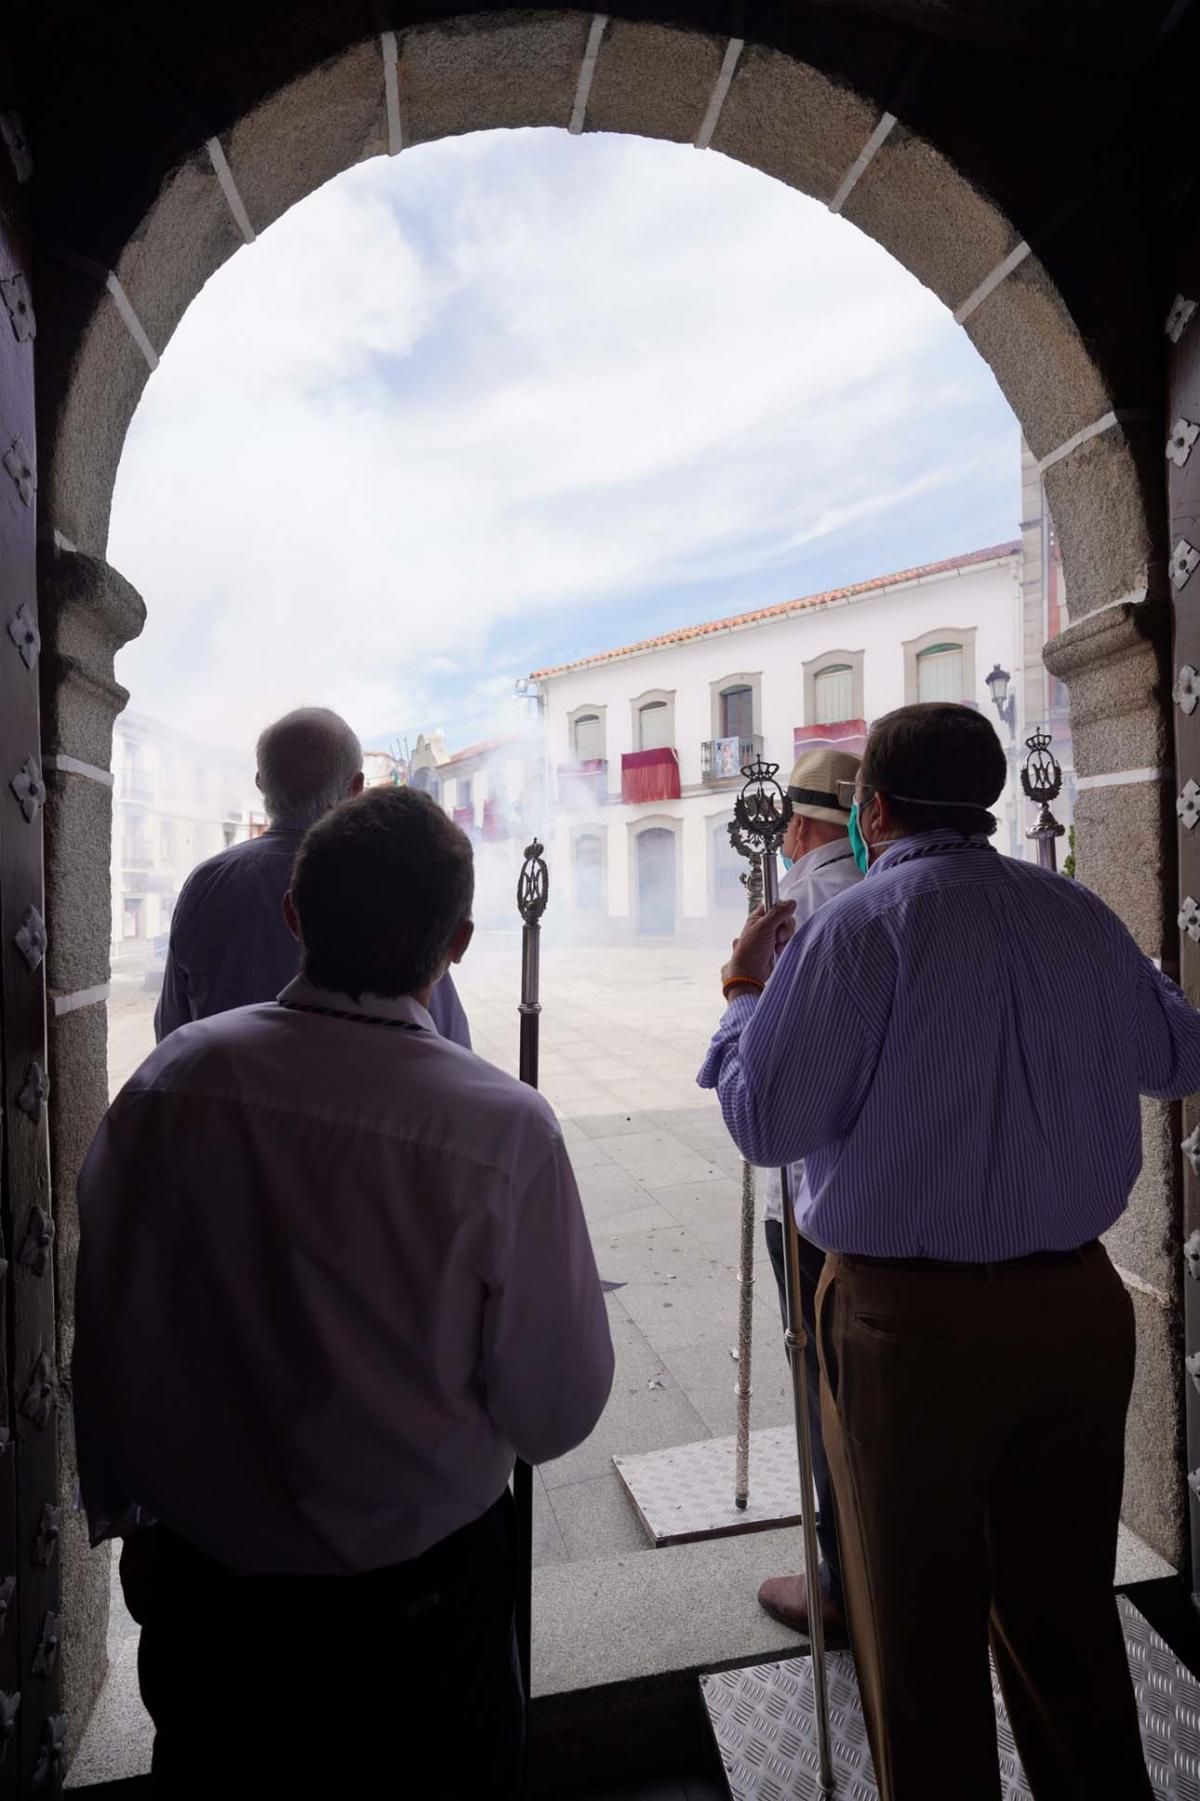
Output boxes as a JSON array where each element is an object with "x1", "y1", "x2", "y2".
[{"x1": 754, "y1": 746, "x2": 862, "y2": 1644}]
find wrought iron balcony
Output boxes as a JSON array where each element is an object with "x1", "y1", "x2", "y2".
[{"x1": 701, "y1": 734, "x2": 762, "y2": 784}]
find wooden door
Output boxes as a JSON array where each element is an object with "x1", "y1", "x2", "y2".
[
  {"x1": 636, "y1": 828, "x2": 676, "y2": 936},
  {"x1": 0, "y1": 81, "x2": 63, "y2": 1797}
]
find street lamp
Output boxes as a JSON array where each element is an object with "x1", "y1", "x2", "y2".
[{"x1": 986, "y1": 663, "x2": 1016, "y2": 732}]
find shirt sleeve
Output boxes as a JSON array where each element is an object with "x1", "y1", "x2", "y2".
[
  {"x1": 154, "y1": 929, "x2": 192, "y2": 1042},
  {"x1": 427, "y1": 970, "x2": 471, "y2": 1049},
  {"x1": 697, "y1": 929, "x2": 881, "y2": 1169},
  {"x1": 482, "y1": 1135, "x2": 615, "y2": 1466},
  {"x1": 1133, "y1": 956, "x2": 1200, "y2": 1100}
]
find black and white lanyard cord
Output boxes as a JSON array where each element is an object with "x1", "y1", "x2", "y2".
[{"x1": 278, "y1": 1000, "x2": 428, "y2": 1033}]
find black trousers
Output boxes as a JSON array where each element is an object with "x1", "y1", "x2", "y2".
[
  {"x1": 764, "y1": 1217, "x2": 842, "y2": 1609},
  {"x1": 120, "y1": 1490, "x2": 524, "y2": 1798}
]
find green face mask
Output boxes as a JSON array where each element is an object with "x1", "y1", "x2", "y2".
[{"x1": 848, "y1": 800, "x2": 870, "y2": 874}]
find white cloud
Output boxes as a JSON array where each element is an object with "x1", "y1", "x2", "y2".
[{"x1": 108, "y1": 129, "x2": 1012, "y2": 753}]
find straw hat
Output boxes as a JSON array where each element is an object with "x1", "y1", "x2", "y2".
[{"x1": 786, "y1": 747, "x2": 862, "y2": 828}]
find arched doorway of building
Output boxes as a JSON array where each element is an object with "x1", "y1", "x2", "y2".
[{"x1": 11, "y1": 2, "x2": 1184, "y2": 1778}]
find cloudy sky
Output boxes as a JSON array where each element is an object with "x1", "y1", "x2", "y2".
[{"x1": 108, "y1": 127, "x2": 1020, "y2": 758}]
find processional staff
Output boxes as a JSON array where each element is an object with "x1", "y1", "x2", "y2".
[
  {"x1": 1021, "y1": 726, "x2": 1066, "y2": 872},
  {"x1": 732, "y1": 756, "x2": 835, "y2": 1796},
  {"x1": 725, "y1": 817, "x2": 764, "y2": 1512},
  {"x1": 514, "y1": 838, "x2": 549, "y2": 1708}
]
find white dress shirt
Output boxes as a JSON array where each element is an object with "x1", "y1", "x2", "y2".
[
  {"x1": 73, "y1": 976, "x2": 614, "y2": 1575},
  {"x1": 761, "y1": 835, "x2": 862, "y2": 1225}
]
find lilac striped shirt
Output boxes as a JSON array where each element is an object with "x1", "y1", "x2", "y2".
[
  {"x1": 155, "y1": 827, "x2": 470, "y2": 1049},
  {"x1": 699, "y1": 830, "x2": 1200, "y2": 1260}
]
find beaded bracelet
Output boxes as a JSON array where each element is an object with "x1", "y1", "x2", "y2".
[{"x1": 722, "y1": 975, "x2": 765, "y2": 1001}]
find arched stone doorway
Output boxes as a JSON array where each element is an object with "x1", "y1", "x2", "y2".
[{"x1": 13, "y1": 1, "x2": 1179, "y2": 1762}]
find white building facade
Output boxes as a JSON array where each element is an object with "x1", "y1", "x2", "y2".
[
  {"x1": 529, "y1": 540, "x2": 1067, "y2": 941},
  {"x1": 110, "y1": 712, "x2": 263, "y2": 961}
]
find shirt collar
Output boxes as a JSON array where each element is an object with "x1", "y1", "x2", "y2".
[
  {"x1": 870, "y1": 828, "x2": 992, "y2": 877},
  {"x1": 277, "y1": 975, "x2": 438, "y2": 1034},
  {"x1": 792, "y1": 833, "x2": 853, "y2": 877}
]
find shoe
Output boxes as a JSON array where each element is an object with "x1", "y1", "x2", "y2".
[{"x1": 757, "y1": 1572, "x2": 849, "y2": 1645}]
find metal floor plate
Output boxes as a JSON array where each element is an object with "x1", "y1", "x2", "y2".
[
  {"x1": 614, "y1": 1426, "x2": 813, "y2": 1546},
  {"x1": 700, "y1": 1598, "x2": 1199, "y2": 1800}
]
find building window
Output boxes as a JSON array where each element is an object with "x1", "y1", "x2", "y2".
[
  {"x1": 719, "y1": 685, "x2": 754, "y2": 742},
  {"x1": 712, "y1": 818, "x2": 744, "y2": 911},
  {"x1": 574, "y1": 712, "x2": 605, "y2": 762},
  {"x1": 903, "y1": 626, "x2": 976, "y2": 707},
  {"x1": 814, "y1": 664, "x2": 854, "y2": 725},
  {"x1": 916, "y1": 643, "x2": 965, "y2": 702},
  {"x1": 458, "y1": 778, "x2": 473, "y2": 811},
  {"x1": 574, "y1": 833, "x2": 604, "y2": 911},
  {"x1": 638, "y1": 700, "x2": 672, "y2": 751}
]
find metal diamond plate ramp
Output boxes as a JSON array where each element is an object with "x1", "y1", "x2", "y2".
[
  {"x1": 700, "y1": 1598, "x2": 1198, "y2": 1799},
  {"x1": 614, "y1": 1426, "x2": 813, "y2": 1546}
]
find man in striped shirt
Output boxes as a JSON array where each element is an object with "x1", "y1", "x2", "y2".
[{"x1": 700, "y1": 701, "x2": 1197, "y2": 1801}]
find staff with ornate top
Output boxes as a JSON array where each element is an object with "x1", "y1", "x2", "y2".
[
  {"x1": 727, "y1": 756, "x2": 836, "y2": 1795},
  {"x1": 514, "y1": 838, "x2": 549, "y2": 1713},
  {"x1": 725, "y1": 819, "x2": 765, "y2": 1512},
  {"x1": 1021, "y1": 725, "x2": 1066, "y2": 872}
]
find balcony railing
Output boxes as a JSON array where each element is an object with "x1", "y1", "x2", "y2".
[
  {"x1": 701, "y1": 734, "x2": 763, "y2": 784},
  {"x1": 557, "y1": 759, "x2": 608, "y2": 809},
  {"x1": 121, "y1": 776, "x2": 154, "y2": 801},
  {"x1": 621, "y1": 748, "x2": 681, "y2": 805},
  {"x1": 122, "y1": 845, "x2": 154, "y2": 870}
]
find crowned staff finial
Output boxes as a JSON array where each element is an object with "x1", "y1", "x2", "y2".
[
  {"x1": 517, "y1": 839, "x2": 549, "y2": 924},
  {"x1": 731, "y1": 756, "x2": 792, "y2": 861}
]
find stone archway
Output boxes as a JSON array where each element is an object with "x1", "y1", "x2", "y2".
[{"x1": 28, "y1": 6, "x2": 1175, "y2": 1752}]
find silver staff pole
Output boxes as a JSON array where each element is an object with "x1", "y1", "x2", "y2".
[
  {"x1": 514, "y1": 839, "x2": 549, "y2": 1710},
  {"x1": 732, "y1": 757, "x2": 835, "y2": 1795},
  {"x1": 726, "y1": 820, "x2": 765, "y2": 1510}
]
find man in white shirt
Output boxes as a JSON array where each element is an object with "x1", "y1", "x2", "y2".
[
  {"x1": 74, "y1": 785, "x2": 614, "y2": 1797},
  {"x1": 756, "y1": 747, "x2": 861, "y2": 1640}
]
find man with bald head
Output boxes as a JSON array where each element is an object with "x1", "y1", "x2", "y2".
[{"x1": 155, "y1": 706, "x2": 470, "y2": 1046}]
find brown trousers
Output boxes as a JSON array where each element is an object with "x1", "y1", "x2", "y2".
[{"x1": 815, "y1": 1242, "x2": 1153, "y2": 1801}]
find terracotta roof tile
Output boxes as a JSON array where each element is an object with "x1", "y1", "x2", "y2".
[{"x1": 529, "y1": 541, "x2": 1022, "y2": 681}]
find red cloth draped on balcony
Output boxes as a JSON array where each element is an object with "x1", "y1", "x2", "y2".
[
  {"x1": 481, "y1": 800, "x2": 502, "y2": 841},
  {"x1": 452, "y1": 806, "x2": 475, "y2": 833},
  {"x1": 621, "y1": 748, "x2": 681, "y2": 805},
  {"x1": 792, "y1": 719, "x2": 868, "y2": 760}
]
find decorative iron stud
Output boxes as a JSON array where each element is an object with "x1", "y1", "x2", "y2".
[
  {"x1": 1176, "y1": 664, "x2": 1200, "y2": 716},
  {"x1": 1188, "y1": 1353, "x2": 1200, "y2": 1394},
  {"x1": 10, "y1": 756, "x2": 45, "y2": 823},
  {"x1": 1180, "y1": 781, "x2": 1200, "y2": 831},
  {"x1": 0, "y1": 113, "x2": 31, "y2": 183},
  {"x1": 15, "y1": 907, "x2": 46, "y2": 972},
  {"x1": 1189, "y1": 1466, "x2": 1200, "y2": 1502},
  {"x1": 30, "y1": 1613, "x2": 59, "y2": 1678},
  {"x1": 0, "y1": 1691, "x2": 20, "y2": 1761},
  {"x1": 0, "y1": 274, "x2": 33, "y2": 344},
  {"x1": 20, "y1": 1352, "x2": 55, "y2": 1430},
  {"x1": 1, "y1": 437, "x2": 34, "y2": 507},
  {"x1": 1185, "y1": 1138, "x2": 1200, "y2": 1183},
  {"x1": 32, "y1": 1505, "x2": 59, "y2": 1569},
  {"x1": 32, "y1": 1715, "x2": 65, "y2": 1792},
  {"x1": 6, "y1": 603, "x2": 39, "y2": 670},
  {"x1": 1173, "y1": 539, "x2": 1200, "y2": 590},
  {"x1": 18, "y1": 1208, "x2": 53, "y2": 1279},
  {"x1": 1168, "y1": 295, "x2": 1198, "y2": 343},
  {"x1": 16, "y1": 1062, "x2": 48, "y2": 1124},
  {"x1": 1168, "y1": 417, "x2": 1200, "y2": 467}
]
